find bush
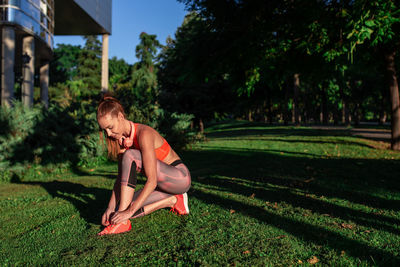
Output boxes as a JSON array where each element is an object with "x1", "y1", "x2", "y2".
[
  {"x1": 0, "y1": 100, "x2": 106, "y2": 181},
  {"x1": 125, "y1": 104, "x2": 197, "y2": 151},
  {"x1": 148, "y1": 107, "x2": 196, "y2": 151}
]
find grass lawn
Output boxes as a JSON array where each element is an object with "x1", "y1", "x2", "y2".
[{"x1": 1, "y1": 121, "x2": 400, "y2": 265}]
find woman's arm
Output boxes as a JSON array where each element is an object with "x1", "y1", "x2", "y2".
[
  {"x1": 101, "y1": 173, "x2": 121, "y2": 225},
  {"x1": 108, "y1": 154, "x2": 125, "y2": 209},
  {"x1": 126, "y1": 128, "x2": 158, "y2": 214},
  {"x1": 110, "y1": 128, "x2": 158, "y2": 224},
  {"x1": 108, "y1": 179, "x2": 120, "y2": 209}
]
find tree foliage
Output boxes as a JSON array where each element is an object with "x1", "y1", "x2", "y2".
[
  {"x1": 76, "y1": 35, "x2": 102, "y2": 94},
  {"x1": 155, "y1": 0, "x2": 400, "y2": 148},
  {"x1": 109, "y1": 56, "x2": 131, "y2": 86},
  {"x1": 131, "y1": 32, "x2": 161, "y2": 104},
  {"x1": 49, "y1": 44, "x2": 81, "y2": 85},
  {"x1": 158, "y1": 12, "x2": 236, "y2": 126}
]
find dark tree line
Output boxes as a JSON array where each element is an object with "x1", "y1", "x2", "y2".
[{"x1": 156, "y1": 0, "x2": 400, "y2": 150}]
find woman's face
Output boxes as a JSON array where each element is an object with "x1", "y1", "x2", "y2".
[{"x1": 98, "y1": 112, "x2": 125, "y2": 140}]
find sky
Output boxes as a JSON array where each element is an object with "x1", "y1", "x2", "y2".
[{"x1": 54, "y1": 0, "x2": 188, "y2": 64}]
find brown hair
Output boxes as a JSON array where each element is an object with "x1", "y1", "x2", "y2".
[{"x1": 97, "y1": 94, "x2": 126, "y2": 160}]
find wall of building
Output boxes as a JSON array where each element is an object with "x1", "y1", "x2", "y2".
[{"x1": 0, "y1": 0, "x2": 54, "y2": 49}]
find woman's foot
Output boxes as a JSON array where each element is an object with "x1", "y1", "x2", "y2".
[
  {"x1": 97, "y1": 220, "x2": 132, "y2": 236},
  {"x1": 171, "y1": 193, "x2": 189, "y2": 215}
]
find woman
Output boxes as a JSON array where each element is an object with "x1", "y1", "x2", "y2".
[{"x1": 96, "y1": 95, "x2": 191, "y2": 236}]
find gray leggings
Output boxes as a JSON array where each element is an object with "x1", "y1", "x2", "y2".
[{"x1": 119, "y1": 149, "x2": 191, "y2": 207}]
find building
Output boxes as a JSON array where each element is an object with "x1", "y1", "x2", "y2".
[{"x1": 0, "y1": 0, "x2": 112, "y2": 107}]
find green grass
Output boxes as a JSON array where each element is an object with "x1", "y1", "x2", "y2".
[{"x1": 1, "y1": 121, "x2": 400, "y2": 265}]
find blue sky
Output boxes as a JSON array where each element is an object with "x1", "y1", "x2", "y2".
[{"x1": 54, "y1": 0, "x2": 188, "y2": 64}]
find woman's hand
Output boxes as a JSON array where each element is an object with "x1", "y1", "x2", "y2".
[
  {"x1": 110, "y1": 209, "x2": 133, "y2": 225},
  {"x1": 101, "y1": 208, "x2": 115, "y2": 226}
]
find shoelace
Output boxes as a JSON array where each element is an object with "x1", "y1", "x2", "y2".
[
  {"x1": 104, "y1": 224, "x2": 116, "y2": 232},
  {"x1": 169, "y1": 208, "x2": 178, "y2": 215},
  {"x1": 98, "y1": 224, "x2": 115, "y2": 235}
]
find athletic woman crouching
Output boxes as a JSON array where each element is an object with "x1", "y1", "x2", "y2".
[{"x1": 97, "y1": 95, "x2": 191, "y2": 235}]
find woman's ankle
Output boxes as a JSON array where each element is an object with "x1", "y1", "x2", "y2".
[{"x1": 170, "y1": 195, "x2": 178, "y2": 207}]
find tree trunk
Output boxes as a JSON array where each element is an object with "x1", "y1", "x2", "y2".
[
  {"x1": 342, "y1": 100, "x2": 346, "y2": 124},
  {"x1": 321, "y1": 86, "x2": 328, "y2": 124},
  {"x1": 319, "y1": 108, "x2": 323, "y2": 124},
  {"x1": 291, "y1": 105, "x2": 295, "y2": 123},
  {"x1": 379, "y1": 85, "x2": 387, "y2": 125},
  {"x1": 293, "y1": 73, "x2": 300, "y2": 126},
  {"x1": 384, "y1": 49, "x2": 400, "y2": 150},
  {"x1": 343, "y1": 82, "x2": 351, "y2": 126},
  {"x1": 199, "y1": 118, "x2": 204, "y2": 134},
  {"x1": 333, "y1": 104, "x2": 339, "y2": 125},
  {"x1": 248, "y1": 110, "x2": 253, "y2": 122},
  {"x1": 268, "y1": 99, "x2": 273, "y2": 124},
  {"x1": 262, "y1": 100, "x2": 267, "y2": 122},
  {"x1": 284, "y1": 82, "x2": 289, "y2": 125},
  {"x1": 379, "y1": 111, "x2": 387, "y2": 125},
  {"x1": 344, "y1": 101, "x2": 350, "y2": 126},
  {"x1": 354, "y1": 103, "x2": 360, "y2": 126}
]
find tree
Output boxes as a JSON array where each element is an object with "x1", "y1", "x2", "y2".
[
  {"x1": 109, "y1": 56, "x2": 131, "y2": 86},
  {"x1": 158, "y1": 12, "x2": 237, "y2": 131},
  {"x1": 49, "y1": 44, "x2": 81, "y2": 85},
  {"x1": 76, "y1": 35, "x2": 102, "y2": 93},
  {"x1": 131, "y1": 32, "x2": 161, "y2": 104},
  {"x1": 346, "y1": 0, "x2": 400, "y2": 150}
]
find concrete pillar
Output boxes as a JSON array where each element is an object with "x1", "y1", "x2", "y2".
[
  {"x1": 1, "y1": 26, "x2": 15, "y2": 107},
  {"x1": 101, "y1": 33, "x2": 109, "y2": 92},
  {"x1": 40, "y1": 62, "x2": 49, "y2": 108},
  {"x1": 22, "y1": 36, "x2": 35, "y2": 107}
]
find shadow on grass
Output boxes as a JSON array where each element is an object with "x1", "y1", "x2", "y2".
[
  {"x1": 206, "y1": 126, "x2": 351, "y2": 139},
  {"x1": 204, "y1": 145, "x2": 317, "y2": 157},
  {"x1": 11, "y1": 175, "x2": 109, "y2": 226},
  {"x1": 180, "y1": 147, "x2": 400, "y2": 263},
  {"x1": 211, "y1": 138, "x2": 375, "y2": 150},
  {"x1": 207, "y1": 121, "x2": 393, "y2": 144},
  {"x1": 351, "y1": 135, "x2": 391, "y2": 143},
  {"x1": 207, "y1": 128, "x2": 380, "y2": 148},
  {"x1": 193, "y1": 175, "x2": 400, "y2": 235},
  {"x1": 190, "y1": 189, "x2": 400, "y2": 265},
  {"x1": 182, "y1": 149, "x2": 400, "y2": 201},
  {"x1": 71, "y1": 169, "x2": 117, "y2": 180}
]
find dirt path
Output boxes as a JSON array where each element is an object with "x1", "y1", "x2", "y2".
[
  {"x1": 349, "y1": 128, "x2": 391, "y2": 142},
  {"x1": 311, "y1": 125, "x2": 391, "y2": 143}
]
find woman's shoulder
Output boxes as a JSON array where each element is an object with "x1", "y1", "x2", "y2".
[
  {"x1": 136, "y1": 123, "x2": 159, "y2": 137},
  {"x1": 136, "y1": 123, "x2": 165, "y2": 144},
  {"x1": 135, "y1": 123, "x2": 153, "y2": 132}
]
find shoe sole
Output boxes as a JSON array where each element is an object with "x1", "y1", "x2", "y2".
[{"x1": 183, "y1": 193, "x2": 189, "y2": 214}]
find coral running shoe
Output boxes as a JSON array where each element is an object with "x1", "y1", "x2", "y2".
[
  {"x1": 97, "y1": 220, "x2": 132, "y2": 236},
  {"x1": 171, "y1": 193, "x2": 189, "y2": 215}
]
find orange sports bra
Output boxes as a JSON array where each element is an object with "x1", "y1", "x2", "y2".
[{"x1": 119, "y1": 121, "x2": 171, "y2": 161}]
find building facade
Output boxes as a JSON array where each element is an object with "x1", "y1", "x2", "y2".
[{"x1": 0, "y1": 0, "x2": 112, "y2": 107}]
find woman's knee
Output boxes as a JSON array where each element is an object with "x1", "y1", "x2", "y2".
[
  {"x1": 121, "y1": 149, "x2": 142, "y2": 167},
  {"x1": 120, "y1": 149, "x2": 142, "y2": 188}
]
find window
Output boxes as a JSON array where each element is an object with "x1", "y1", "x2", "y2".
[
  {"x1": 0, "y1": 0, "x2": 21, "y2": 7},
  {"x1": 0, "y1": 7, "x2": 7, "y2": 20},
  {"x1": 39, "y1": 0, "x2": 46, "y2": 15}
]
